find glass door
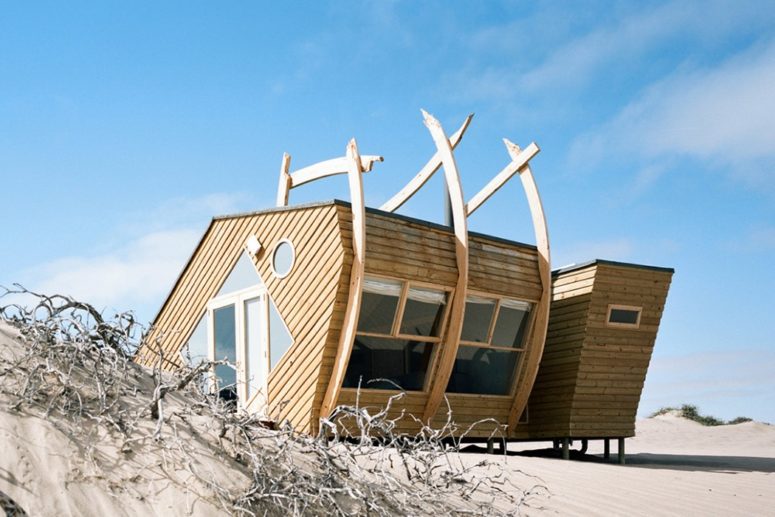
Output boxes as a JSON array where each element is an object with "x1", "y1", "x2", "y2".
[
  {"x1": 243, "y1": 294, "x2": 268, "y2": 408},
  {"x1": 208, "y1": 286, "x2": 268, "y2": 408}
]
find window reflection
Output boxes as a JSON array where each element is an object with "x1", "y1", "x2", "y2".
[
  {"x1": 213, "y1": 304, "x2": 237, "y2": 400},
  {"x1": 446, "y1": 346, "x2": 520, "y2": 395},
  {"x1": 343, "y1": 336, "x2": 433, "y2": 391}
]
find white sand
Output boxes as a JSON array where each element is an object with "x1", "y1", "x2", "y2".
[
  {"x1": 1, "y1": 319, "x2": 773, "y2": 516},
  {"x1": 0, "y1": 322, "x2": 245, "y2": 517},
  {"x1": 459, "y1": 414, "x2": 775, "y2": 516}
]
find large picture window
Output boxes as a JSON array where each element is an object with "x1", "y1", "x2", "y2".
[
  {"x1": 446, "y1": 295, "x2": 533, "y2": 396},
  {"x1": 343, "y1": 276, "x2": 449, "y2": 391}
]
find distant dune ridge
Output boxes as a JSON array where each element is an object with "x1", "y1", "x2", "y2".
[{"x1": 1, "y1": 307, "x2": 774, "y2": 516}]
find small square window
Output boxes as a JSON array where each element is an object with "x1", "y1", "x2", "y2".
[{"x1": 607, "y1": 304, "x2": 642, "y2": 328}]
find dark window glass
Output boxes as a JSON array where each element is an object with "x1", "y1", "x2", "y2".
[
  {"x1": 491, "y1": 303, "x2": 532, "y2": 348},
  {"x1": 343, "y1": 336, "x2": 434, "y2": 391},
  {"x1": 213, "y1": 304, "x2": 237, "y2": 398},
  {"x1": 460, "y1": 297, "x2": 496, "y2": 343},
  {"x1": 609, "y1": 308, "x2": 640, "y2": 325},
  {"x1": 357, "y1": 278, "x2": 402, "y2": 334},
  {"x1": 399, "y1": 287, "x2": 446, "y2": 337},
  {"x1": 445, "y1": 346, "x2": 520, "y2": 395}
]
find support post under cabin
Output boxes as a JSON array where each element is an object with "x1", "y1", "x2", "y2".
[
  {"x1": 562, "y1": 438, "x2": 570, "y2": 460},
  {"x1": 618, "y1": 438, "x2": 626, "y2": 465},
  {"x1": 604, "y1": 439, "x2": 610, "y2": 459}
]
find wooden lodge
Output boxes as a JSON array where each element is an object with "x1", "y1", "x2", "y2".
[{"x1": 135, "y1": 111, "x2": 673, "y2": 452}]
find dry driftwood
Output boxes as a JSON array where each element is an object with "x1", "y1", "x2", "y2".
[{"x1": 0, "y1": 286, "x2": 547, "y2": 516}]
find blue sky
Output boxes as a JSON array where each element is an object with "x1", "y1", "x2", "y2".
[{"x1": 1, "y1": 1, "x2": 773, "y2": 422}]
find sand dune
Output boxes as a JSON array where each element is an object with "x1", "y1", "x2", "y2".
[
  {"x1": 460, "y1": 414, "x2": 775, "y2": 515},
  {"x1": 1, "y1": 318, "x2": 773, "y2": 516}
]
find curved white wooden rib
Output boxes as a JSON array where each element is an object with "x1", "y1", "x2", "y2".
[
  {"x1": 501, "y1": 139, "x2": 551, "y2": 432},
  {"x1": 276, "y1": 152, "x2": 292, "y2": 207},
  {"x1": 465, "y1": 142, "x2": 540, "y2": 216},
  {"x1": 380, "y1": 114, "x2": 474, "y2": 213},
  {"x1": 420, "y1": 110, "x2": 470, "y2": 422},
  {"x1": 319, "y1": 138, "x2": 368, "y2": 419},
  {"x1": 291, "y1": 155, "x2": 382, "y2": 188}
]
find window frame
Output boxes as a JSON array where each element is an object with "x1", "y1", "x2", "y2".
[
  {"x1": 343, "y1": 274, "x2": 454, "y2": 393},
  {"x1": 207, "y1": 285, "x2": 267, "y2": 406},
  {"x1": 459, "y1": 291, "x2": 536, "y2": 352},
  {"x1": 270, "y1": 238, "x2": 296, "y2": 279},
  {"x1": 449, "y1": 290, "x2": 537, "y2": 398},
  {"x1": 606, "y1": 304, "x2": 642, "y2": 329}
]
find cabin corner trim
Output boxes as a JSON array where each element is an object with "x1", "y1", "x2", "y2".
[
  {"x1": 504, "y1": 138, "x2": 551, "y2": 432},
  {"x1": 319, "y1": 139, "x2": 368, "y2": 418},
  {"x1": 420, "y1": 110, "x2": 470, "y2": 422}
]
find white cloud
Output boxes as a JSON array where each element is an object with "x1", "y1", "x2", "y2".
[
  {"x1": 610, "y1": 42, "x2": 775, "y2": 158},
  {"x1": 22, "y1": 228, "x2": 200, "y2": 316},
  {"x1": 572, "y1": 38, "x2": 775, "y2": 189},
  {"x1": 9, "y1": 193, "x2": 250, "y2": 323},
  {"x1": 453, "y1": 1, "x2": 770, "y2": 102}
]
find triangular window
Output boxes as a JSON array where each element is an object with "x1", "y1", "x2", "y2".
[{"x1": 217, "y1": 251, "x2": 264, "y2": 296}]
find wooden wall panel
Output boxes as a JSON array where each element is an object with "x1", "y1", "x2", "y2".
[
  {"x1": 515, "y1": 273, "x2": 594, "y2": 439},
  {"x1": 469, "y1": 236, "x2": 541, "y2": 300},
  {"x1": 521, "y1": 261, "x2": 672, "y2": 440},
  {"x1": 136, "y1": 203, "x2": 347, "y2": 435},
  {"x1": 567, "y1": 263, "x2": 672, "y2": 437},
  {"x1": 330, "y1": 207, "x2": 544, "y2": 438}
]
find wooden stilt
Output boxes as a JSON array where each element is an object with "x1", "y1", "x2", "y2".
[
  {"x1": 486, "y1": 439, "x2": 494, "y2": 455},
  {"x1": 604, "y1": 438, "x2": 610, "y2": 459},
  {"x1": 562, "y1": 438, "x2": 570, "y2": 460},
  {"x1": 618, "y1": 438, "x2": 626, "y2": 465}
]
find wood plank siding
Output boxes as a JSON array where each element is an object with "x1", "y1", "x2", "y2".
[
  {"x1": 136, "y1": 202, "x2": 349, "y2": 433},
  {"x1": 514, "y1": 260, "x2": 673, "y2": 440},
  {"x1": 334, "y1": 206, "x2": 544, "y2": 438}
]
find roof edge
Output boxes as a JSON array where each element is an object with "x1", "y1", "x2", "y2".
[
  {"x1": 552, "y1": 259, "x2": 675, "y2": 276},
  {"x1": 215, "y1": 199, "x2": 539, "y2": 251}
]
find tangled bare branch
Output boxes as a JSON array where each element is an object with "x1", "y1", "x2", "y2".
[{"x1": 0, "y1": 287, "x2": 547, "y2": 515}]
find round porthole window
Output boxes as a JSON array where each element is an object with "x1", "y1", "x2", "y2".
[{"x1": 271, "y1": 239, "x2": 295, "y2": 278}]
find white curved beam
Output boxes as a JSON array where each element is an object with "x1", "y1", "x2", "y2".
[
  {"x1": 380, "y1": 114, "x2": 474, "y2": 213},
  {"x1": 320, "y1": 138, "x2": 368, "y2": 419},
  {"x1": 276, "y1": 152, "x2": 292, "y2": 207},
  {"x1": 420, "y1": 110, "x2": 470, "y2": 422},
  {"x1": 465, "y1": 142, "x2": 540, "y2": 216},
  {"x1": 290, "y1": 155, "x2": 383, "y2": 188},
  {"x1": 503, "y1": 139, "x2": 551, "y2": 432}
]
